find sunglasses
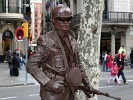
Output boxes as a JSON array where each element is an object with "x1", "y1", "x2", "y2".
[{"x1": 55, "y1": 17, "x2": 73, "y2": 22}]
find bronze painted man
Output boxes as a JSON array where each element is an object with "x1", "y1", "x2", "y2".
[{"x1": 26, "y1": 4, "x2": 93, "y2": 100}]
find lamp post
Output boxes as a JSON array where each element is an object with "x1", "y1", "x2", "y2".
[{"x1": 22, "y1": 21, "x2": 29, "y2": 84}]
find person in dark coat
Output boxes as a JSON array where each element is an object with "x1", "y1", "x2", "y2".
[
  {"x1": 115, "y1": 51, "x2": 128, "y2": 84},
  {"x1": 130, "y1": 50, "x2": 133, "y2": 69},
  {"x1": 5, "y1": 47, "x2": 13, "y2": 76},
  {"x1": 12, "y1": 52, "x2": 21, "y2": 76}
]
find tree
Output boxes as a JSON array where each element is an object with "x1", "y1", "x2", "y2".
[{"x1": 77, "y1": 0, "x2": 104, "y2": 100}]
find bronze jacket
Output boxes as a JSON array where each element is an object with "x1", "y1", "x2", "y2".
[{"x1": 26, "y1": 29, "x2": 87, "y2": 99}]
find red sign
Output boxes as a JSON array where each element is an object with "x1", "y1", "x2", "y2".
[{"x1": 15, "y1": 28, "x2": 24, "y2": 40}]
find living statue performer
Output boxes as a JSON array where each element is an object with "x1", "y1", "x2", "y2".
[
  {"x1": 26, "y1": 4, "x2": 121, "y2": 100},
  {"x1": 26, "y1": 4, "x2": 92, "y2": 100}
]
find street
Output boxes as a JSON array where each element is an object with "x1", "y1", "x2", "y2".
[
  {"x1": 0, "y1": 69, "x2": 133, "y2": 100},
  {"x1": 0, "y1": 85, "x2": 40, "y2": 100},
  {"x1": 98, "y1": 69, "x2": 133, "y2": 100}
]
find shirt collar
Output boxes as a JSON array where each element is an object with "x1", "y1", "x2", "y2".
[{"x1": 55, "y1": 28, "x2": 69, "y2": 38}]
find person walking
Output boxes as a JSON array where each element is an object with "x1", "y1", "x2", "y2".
[
  {"x1": 26, "y1": 4, "x2": 94, "y2": 100},
  {"x1": 130, "y1": 49, "x2": 133, "y2": 69},
  {"x1": 12, "y1": 52, "x2": 21, "y2": 76},
  {"x1": 106, "y1": 51, "x2": 113, "y2": 72},
  {"x1": 115, "y1": 51, "x2": 128, "y2": 84},
  {"x1": 20, "y1": 49, "x2": 25, "y2": 67},
  {"x1": 102, "y1": 51, "x2": 107, "y2": 72},
  {"x1": 15, "y1": 48, "x2": 22, "y2": 70},
  {"x1": 6, "y1": 47, "x2": 13, "y2": 76},
  {"x1": 107, "y1": 62, "x2": 122, "y2": 85},
  {"x1": 118, "y1": 45, "x2": 126, "y2": 61}
]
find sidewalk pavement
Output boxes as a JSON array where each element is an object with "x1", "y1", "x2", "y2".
[
  {"x1": 0, "y1": 62, "x2": 131, "y2": 87},
  {"x1": 0, "y1": 62, "x2": 39, "y2": 87}
]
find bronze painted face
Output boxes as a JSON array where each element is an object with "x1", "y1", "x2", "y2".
[{"x1": 52, "y1": 4, "x2": 72, "y2": 31}]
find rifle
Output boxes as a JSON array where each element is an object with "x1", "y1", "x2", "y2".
[{"x1": 76, "y1": 85, "x2": 121, "y2": 100}]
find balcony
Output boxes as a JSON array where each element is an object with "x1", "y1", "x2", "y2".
[
  {"x1": 0, "y1": 7, "x2": 24, "y2": 21},
  {"x1": 0, "y1": 7, "x2": 22, "y2": 13},
  {"x1": 102, "y1": 11, "x2": 133, "y2": 25},
  {"x1": 71, "y1": 12, "x2": 133, "y2": 27}
]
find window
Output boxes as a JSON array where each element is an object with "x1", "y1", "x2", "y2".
[
  {"x1": 8, "y1": 0, "x2": 19, "y2": 13},
  {"x1": 34, "y1": 4, "x2": 37, "y2": 8},
  {"x1": 35, "y1": 14, "x2": 37, "y2": 16},
  {"x1": 35, "y1": 24, "x2": 37, "y2": 28},
  {"x1": 35, "y1": 29, "x2": 37, "y2": 33},
  {"x1": 35, "y1": 19, "x2": 37, "y2": 23},
  {"x1": 0, "y1": 0, "x2": 6, "y2": 13}
]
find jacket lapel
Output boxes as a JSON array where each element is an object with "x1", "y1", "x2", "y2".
[{"x1": 50, "y1": 29, "x2": 77, "y2": 51}]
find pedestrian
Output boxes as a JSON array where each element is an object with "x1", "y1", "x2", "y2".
[
  {"x1": 118, "y1": 45, "x2": 126, "y2": 61},
  {"x1": 118, "y1": 45, "x2": 126, "y2": 55},
  {"x1": 12, "y1": 52, "x2": 21, "y2": 76},
  {"x1": 5, "y1": 47, "x2": 13, "y2": 76},
  {"x1": 26, "y1": 4, "x2": 95, "y2": 100},
  {"x1": 106, "y1": 51, "x2": 113, "y2": 72},
  {"x1": 107, "y1": 62, "x2": 122, "y2": 85},
  {"x1": 130, "y1": 49, "x2": 133, "y2": 69},
  {"x1": 20, "y1": 49, "x2": 26, "y2": 67},
  {"x1": 15, "y1": 48, "x2": 23, "y2": 70},
  {"x1": 102, "y1": 51, "x2": 107, "y2": 72},
  {"x1": 113, "y1": 54, "x2": 119, "y2": 63},
  {"x1": 115, "y1": 51, "x2": 128, "y2": 84}
]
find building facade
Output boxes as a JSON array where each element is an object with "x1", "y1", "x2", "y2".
[
  {"x1": 43, "y1": 0, "x2": 133, "y2": 62},
  {"x1": 30, "y1": 0, "x2": 42, "y2": 44},
  {"x1": 1, "y1": 0, "x2": 132, "y2": 62},
  {"x1": 101, "y1": 0, "x2": 133, "y2": 61},
  {"x1": 0, "y1": 0, "x2": 30, "y2": 62},
  {"x1": 68, "y1": 0, "x2": 133, "y2": 62}
]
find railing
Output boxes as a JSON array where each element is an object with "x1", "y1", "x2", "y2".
[
  {"x1": 102, "y1": 11, "x2": 133, "y2": 23},
  {"x1": 0, "y1": 7, "x2": 20, "y2": 13},
  {"x1": 45, "y1": 12, "x2": 133, "y2": 31},
  {"x1": 71, "y1": 12, "x2": 133, "y2": 27}
]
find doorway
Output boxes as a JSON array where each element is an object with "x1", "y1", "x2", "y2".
[
  {"x1": 2, "y1": 30, "x2": 13, "y2": 61},
  {"x1": 101, "y1": 39, "x2": 120, "y2": 54}
]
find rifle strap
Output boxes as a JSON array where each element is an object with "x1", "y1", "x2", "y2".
[{"x1": 53, "y1": 29, "x2": 78, "y2": 99}]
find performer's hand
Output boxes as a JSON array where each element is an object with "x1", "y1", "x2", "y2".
[{"x1": 46, "y1": 80, "x2": 65, "y2": 94}]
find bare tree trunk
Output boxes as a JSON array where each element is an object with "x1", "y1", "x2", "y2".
[{"x1": 77, "y1": 0, "x2": 104, "y2": 100}]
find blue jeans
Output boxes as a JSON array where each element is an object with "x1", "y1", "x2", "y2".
[{"x1": 102, "y1": 61, "x2": 106, "y2": 71}]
